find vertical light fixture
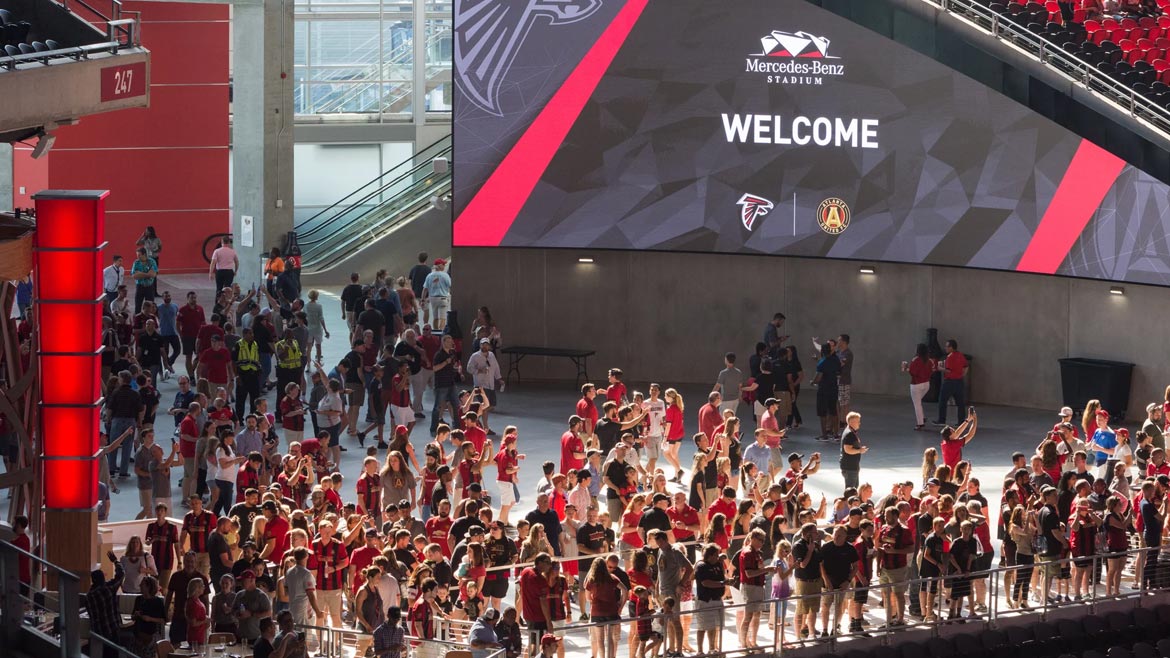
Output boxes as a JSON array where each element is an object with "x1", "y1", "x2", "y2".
[{"x1": 34, "y1": 191, "x2": 107, "y2": 510}]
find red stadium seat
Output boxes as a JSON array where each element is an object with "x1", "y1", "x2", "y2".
[
  {"x1": 1160, "y1": 16, "x2": 1170, "y2": 28},
  {"x1": 1085, "y1": 19, "x2": 1102, "y2": 32},
  {"x1": 1160, "y1": 68, "x2": 1170, "y2": 83},
  {"x1": 1140, "y1": 17, "x2": 1158, "y2": 29},
  {"x1": 1073, "y1": 8, "x2": 1086, "y2": 23},
  {"x1": 1126, "y1": 49, "x2": 1145, "y2": 64},
  {"x1": 1109, "y1": 28, "x2": 1127, "y2": 42},
  {"x1": 1120, "y1": 38, "x2": 1138, "y2": 52},
  {"x1": 1122, "y1": 17, "x2": 1139, "y2": 29},
  {"x1": 1147, "y1": 27, "x2": 1163, "y2": 40},
  {"x1": 1146, "y1": 48, "x2": 1164, "y2": 63},
  {"x1": 1153, "y1": 59, "x2": 1170, "y2": 72},
  {"x1": 1103, "y1": 18, "x2": 1119, "y2": 30},
  {"x1": 1138, "y1": 38, "x2": 1155, "y2": 49},
  {"x1": 1156, "y1": 37, "x2": 1170, "y2": 48}
]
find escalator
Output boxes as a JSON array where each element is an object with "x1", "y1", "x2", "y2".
[{"x1": 296, "y1": 135, "x2": 451, "y2": 283}]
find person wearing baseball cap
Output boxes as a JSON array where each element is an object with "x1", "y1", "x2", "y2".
[
  {"x1": 467, "y1": 607, "x2": 502, "y2": 655},
  {"x1": 535, "y1": 633, "x2": 561, "y2": 658},
  {"x1": 757, "y1": 396, "x2": 787, "y2": 472},
  {"x1": 467, "y1": 335, "x2": 503, "y2": 432},
  {"x1": 1143, "y1": 402, "x2": 1165, "y2": 452},
  {"x1": 423, "y1": 257, "x2": 451, "y2": 331},
  {"x1": 1087, "y1": 409, "x2": 1118, "y2": 475}
]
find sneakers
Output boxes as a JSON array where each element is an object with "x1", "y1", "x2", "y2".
[
  {"x1": 357, "y1": 430, "x2": 367, "y2": 447},
  {"x1": 415, "y1": 412, "x2": 426, "y2": 419},
  {"x1": 579, "y1": 613, "x2": 589, "y2": 622}
]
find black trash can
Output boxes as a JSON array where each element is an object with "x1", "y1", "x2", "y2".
[{"x1": 1058, "y1": 358, "x2": 1135, "y2": 422}]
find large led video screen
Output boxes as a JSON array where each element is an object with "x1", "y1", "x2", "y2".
[{"x1": 454, "y1": 0, "x2": 1170, "y2": 286}]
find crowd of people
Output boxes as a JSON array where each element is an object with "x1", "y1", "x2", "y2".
[{"x1": 27, "y1": 240, "x2": 1170, "y2": 658}]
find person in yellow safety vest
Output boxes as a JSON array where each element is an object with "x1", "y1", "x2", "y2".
[
  {"x1": 234, "y1": 327, "x2": 262, "y2": 419},
  {"x1": 274, "y1": 329, "x2": 303, "y2": 423}
]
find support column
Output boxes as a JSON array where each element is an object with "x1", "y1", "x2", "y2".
[
  {"x1": 413, "y1": 0, "x2": 426, "y2": 125},
  {"x1": 232, "y1": 0, "x2": 294, "y2": 291}
]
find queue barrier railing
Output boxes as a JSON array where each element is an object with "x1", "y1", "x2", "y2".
[{"x1": 294, "y1": 544, "x2": 1169, "y2": 658}]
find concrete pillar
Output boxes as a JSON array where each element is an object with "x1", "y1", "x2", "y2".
[
  {"x1": 413, "y1": 0, "x2": 426, "y2": 125},
  {"x1": 231, "y1": 0, "x2": 294, "y2": 291},
  {"x1": 0, "y1": 144, "x2": 12, "y2": 213}
]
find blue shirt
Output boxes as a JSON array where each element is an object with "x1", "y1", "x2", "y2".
[
  {"x1": 423, "y1": 270, "x2": 451, "y2": 297},
  {"x1": 157, "y1": 302, "x2": 179, "y2": 336},
  {"x1": 1092, "y1": 428, "x2": 1117, "y2": 466},
  {"x1": 15, "y1": 280, "x2": 32, "y2": 305},
  {"x1": 742, "y1": 442, "x2": 773, "y2": 471},
  {"x1": 587, "y1": 463, "x2": 601, "y2": 498},
  {"x1": 172, "y1": 390, "x2": 197, "y2": 428}
]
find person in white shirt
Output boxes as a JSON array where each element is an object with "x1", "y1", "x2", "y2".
[
  {"x1": 467, "y1": 338, "x2": 502, "y2": 432},
  {"x1": 110, "y1": 285, "x2": 131, "y2": 318},
  {"x1": 640, "y1": 384, "x2": 667, "y2": 486},
  {"x1": 103, "y1": 255, "x2": 124, "y2": 313}
]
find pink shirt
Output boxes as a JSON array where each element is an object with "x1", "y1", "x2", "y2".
[
  {"x1": 760, "y1": 410, "x2": 782, "y2": 447},
  {"x1": 211, "y1": 246, "x2": 237, "y2": 270}
]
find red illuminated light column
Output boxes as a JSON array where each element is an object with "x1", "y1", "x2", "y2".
[{"x1": 33, "y1": 190, "x2": 107, "y2": 579}]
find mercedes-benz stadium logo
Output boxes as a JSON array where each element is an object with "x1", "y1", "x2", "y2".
[
  {"x1": 745, "y1": 29, "x2": 846, "y2": 85},
  {"x1": 754, "y1": 30, "x2": 838, "y2": 59}
]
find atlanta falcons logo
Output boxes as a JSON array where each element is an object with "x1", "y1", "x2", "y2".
[
  {"x1": 456, "y1": 0, "x2": 604, "y2": 116},
  {"x1": 737, "y1": 194, "x2": 774, "y2": 231}
]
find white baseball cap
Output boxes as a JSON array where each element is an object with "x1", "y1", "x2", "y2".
[{"x1": 1059, "y1": 406, "x2": 1074, "y2": 417}]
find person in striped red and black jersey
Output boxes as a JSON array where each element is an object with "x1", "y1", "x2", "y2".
[
  {"x1": 308, "y1": 519, "x2": 349, "y2": 632},
  {"x1": 356, "y1": 456, "x2": 382, "y2": 515},
  {"x1": 181, "y1": 495, "x2": 217, "y2": 581},
  {"x1": 145, "y1": 503, "x2": 180, "y2": 592}
]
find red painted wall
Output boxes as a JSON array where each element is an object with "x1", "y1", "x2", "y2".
[
  {"x1": 38, "y1": 1, "x2": 230, "y2": 272},
  {"x1": 12, "y1": 144, "x2": 48, "y2": 209}
]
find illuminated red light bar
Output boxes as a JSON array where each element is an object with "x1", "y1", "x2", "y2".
[
  {"x1": 34, "y1": 190, "x2": 109, "y2": 510},
  {"x1": 34, "y1": 250, "x2": 104, "y2": 301},
  {"x1": 43, "y1": 459, "x2": 99, "y2": 509},
  {"x1": 40, "y1": 405, "x2": 102, "y2": 457},
  {"x1": 39, "y1": 353, "x2": 101, "y2": 406},
  {"x1": 35, "y1": 303, "x2": 103, "y2": 354}
]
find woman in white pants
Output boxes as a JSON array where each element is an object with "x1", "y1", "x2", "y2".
[{"x1": 903, "y1": 344, "x2": 935, "y2": 431}]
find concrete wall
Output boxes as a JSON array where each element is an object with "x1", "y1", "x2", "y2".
[{"x1": 452, "y1": 248, "x2": 1157, "y2": 418}]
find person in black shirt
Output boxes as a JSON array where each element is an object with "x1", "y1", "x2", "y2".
[
  {"x1": 791, "y1": 522, "x2": 823, "y2": 640},
  {"x1": 693, "y1": 544, "x2": 726, "y2": 654},
  {"x1": 137, "y1": 319, "x2": 169, "y2": 383},
  {"x1": 1036, "y1": 486, "x2": 1066, "y2": 604},
  {"x1": 576, "y1": 507, "x2": 608, "y2": 575},
  {"x1": 838, "y1": 412, "x2": 867, "y2": 491},
  {"x1": 946, "y1": 521, "x2": 980, "y2": 620},
  {"x1": 340, "y1": 273, "x2": 365, "y2": 331},
  {"x1": 918, "y1": 517, "x2": 953, "y2": 622},
  {"x1": 638, "y1": 493, "x2": 673, "y2": 544},
  {"x1": 429, "y1": 335, "x2": 461, "y2": 434},
  {"x1": 524, "y1": 493, "x2": 563, "y2": 556},
  {"x1": 357, "y1": 300, "x2": 387, "y2": 349},
  {"x1": 818, "y1": 525, "x2": 858, "y2": 636},
  {"x1": 603, "y1": 444, "x2": 633, "y2": 524},
  {"x1": 430, "y1": 465, "x2": 452, "y2": 517}
]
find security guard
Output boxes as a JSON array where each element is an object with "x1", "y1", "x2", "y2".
[
  {"x1": 234, "y1": 327, "x2": 262, "y2": 419},
  {"x1": 273, "y1": 328, "x2": 302, "y2": 422}
]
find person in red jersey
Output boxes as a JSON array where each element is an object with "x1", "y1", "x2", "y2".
[
  {"x1": 180, "y1": 495, "x2": 217, "y2": 580},
  {"x1": 356, "y1": 456, "x2": 383, "y2": 515},
  {"x1": 576, "y1": 384, "x2": 600, "y2": 445},
  {"x1": 308, "y1": 519, "x2": 349, "y2": 630}
]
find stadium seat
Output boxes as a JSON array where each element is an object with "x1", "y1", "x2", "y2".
[
  {"x1": 1005, "y1": 625, "x2": 1032, "y2": 646},
  {"x1": 1130, "y1": 642, "x2": 1157, "y2": 658},
  {"x1": 1160, "y1": 15, "x2": 1170, "y2": 28},
  {"x1": 954, "y1": 633, "x2": 987, "y2": 658},
  {"x1": 1141, "y1": 16, "x2": 1157, "y2": 29},
  {"x1": 31, "y1": 41, "x2": 46, "y2": 52},
  {"x1": 1153, "y1": 59, "x2": 1170, "y2": 71},
  {"x1": 45, "y1": 39, "x2": 58, "y2": 49},
  {"x1": 1127, "y1": 49, "x2": 1145, "y2": 64},
  {"x1": 0, "y1": 8, "x2": 10, "y2": 24},
  {"x1": 3, "y1": 44, "x2": 17, "y2": 56},
  {"x1": 926, "y1": 638, "x2": 957, "y2": 658},
  {"x1": 1122, "y1": 17, "x2": 1139, "y2": 30},
  {"x1": 901, "y1": 642, "x2": 933, "y2": 658},
  {"x1": 16, "y1": 43, "x2": 32, "y2": 54},
  {"x1": 1046, "y1": 1, "x2": 1062, "y2": 23},
  {"x1": 981, "y1": 629, "x2": 1009, "y2": 653},
  {"x1": 1103, "y1": 17, "x2": 1120, "y2": 29},
  {"x1": 1132, "y1": 606, "x2": 1158, "y2": 631},
  {"x1": 1073, "y1": 8, "x2": 1086, "y2": 23}
]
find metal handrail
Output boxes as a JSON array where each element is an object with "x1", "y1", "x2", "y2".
[
  {"x1": 289, "y1": 543, "x2": 1166, "y2": 658},
  {"x1": 295, "y1": 135, "x2": 451, "y2": 236},
  {"x1": 927, "y1": 0, "x2": 1170, "y2": 137},
  {"x1": 0, "y1": 539, "x2": 84, "y2": 658}
]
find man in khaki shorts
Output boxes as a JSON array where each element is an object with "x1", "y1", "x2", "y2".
[{"x1": 791, "y1": 523, "x2": 824, "y2": 640}]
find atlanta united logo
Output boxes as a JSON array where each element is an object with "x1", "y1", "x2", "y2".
[
  {"x1": 737, "y1": 194, "x2": 774, "y2": 231},
  {"x1": 817, "y1": 198, "x2": 850, "y2": 234}
]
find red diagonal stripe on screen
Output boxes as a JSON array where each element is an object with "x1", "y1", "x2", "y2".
[
  {"x1": 453, "y1": 0, "x2": 650, "y2": 247},
  {"x1": 1016, "y1": 139, "x2": 1125, "y2": 275}
]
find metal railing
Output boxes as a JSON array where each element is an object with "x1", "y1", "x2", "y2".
[
  {"x1": 925, "y1": 0, "x2": 1170, "y2": 136},
  {"x1": 0, "y1": 539, "x2": 83, "y2": 658},
  {"x1": 297, "y1": 620, "x2": 506, "y2": 658}
]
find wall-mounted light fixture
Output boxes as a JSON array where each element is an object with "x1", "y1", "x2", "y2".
[
  {"x1": 1109, "y1": 286, "x2": 1125, "y2": 296},
  {"x1": 578, "y1": 257, "x2": 595, "y2": 264},
  {"x1": 859, "y1": 265, "x2": 876, "y2": 275}
]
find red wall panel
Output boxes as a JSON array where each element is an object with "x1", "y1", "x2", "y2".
[
  {"x1": 52, "y1": 86, "x2": 229, "y2": 149},
  {"x1": 101, "y1": 210, "x2": 229, "y2": 270},
  {"x1": 38, "y1": 2, "x2": 230, "y2": 272},
  {"x1": 49, "y1": 148, "x2": 228, "y2": 211},
  {"x1": 132, "y1": 22, "x2": 230, "y2": 85},
  {"x1": 12, "y1": 145, "x2": 49, "y2": 208}
]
